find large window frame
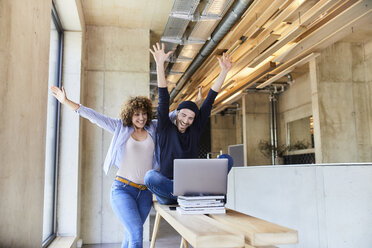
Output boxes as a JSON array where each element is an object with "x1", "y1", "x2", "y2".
[{"x1": 42, "y1": 3, "x2": 63, "y2": 247}]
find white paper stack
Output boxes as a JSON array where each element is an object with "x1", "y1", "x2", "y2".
[{"x1": 176, "y1": 195, "x2": 226, "y2": 214}]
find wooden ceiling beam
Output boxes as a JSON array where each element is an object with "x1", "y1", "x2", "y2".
[
  {"x1": 249, "y1": 0, "x2": 342, "y2": 67},
  {"x1": 249, "y1": 1, "x2": 371, "y2": 90},
  {"x1": 294, "y1": 0, "x2": 357, "y2": 42},
  {"x1": 213, "y1": 61, "x2": 276, "y2": 106},
  {"x1": 176, "y1": 1, "x2": 296, "y2": 103},
  {"x1": 175, "y1": 1, "x2": 309, "y2": 103},
  {"x1": 185, "y1": 33, "x2": 279, "y2": 102},
  {"x1": 227, "y1": 0, "x2": 291, "y2": 62},
  {"x1": 184, "y1": 0, "x2": 280, "y2": 93},
  {"x1": 171, "y1": 0, "x2": 370, "y2": 111},
  {"x1": 256, "y1": 53, "x2": 320, "y2": 89},
  {"x1": 276, "y1": 0, "x2": 371, "y2": 63},
  {"x1": 217, "y1": 0, "x2": 274, "y2": 50},
  {"x1": 182, "y1": 0, "x2": 274, "y2": 91},
  {"x1": 240, "y1": 0, "x2": 290, "y2": 40}
]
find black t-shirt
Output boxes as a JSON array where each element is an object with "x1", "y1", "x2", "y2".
[{"x1": 156, "y1": 87, "x2": 218, "y2": 179}]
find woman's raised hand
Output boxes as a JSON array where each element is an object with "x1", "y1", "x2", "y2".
[
  {"x1": 50, "y1": 85, "x2": 80, "y2": 110},
  {"x1": 149, "y1": 42, "x2": 173, "y2": 65},
  {"x1": 50, "y1": 86, "x2": 67, "y2": 104}
]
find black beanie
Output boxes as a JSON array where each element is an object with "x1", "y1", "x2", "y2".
[{"x1": 177, "y1": 101, "x2": 199, "y2": 116}]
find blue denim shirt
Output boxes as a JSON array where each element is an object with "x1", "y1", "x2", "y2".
[{"x1": 76, "y1": 105, "x2": 161, "y2": 175}]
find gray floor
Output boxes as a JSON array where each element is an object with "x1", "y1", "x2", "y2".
[{"x1": 82, "y1": 213, "x2": 184, "y2": 248}]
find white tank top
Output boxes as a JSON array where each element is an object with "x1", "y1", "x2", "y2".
[{"x1": 117, "y1": 133, "x2": 154, "y2": 184}]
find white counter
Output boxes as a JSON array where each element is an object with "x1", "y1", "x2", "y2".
[{"x1": 226, "y1": 163, "x2": 372, "y2": 248}]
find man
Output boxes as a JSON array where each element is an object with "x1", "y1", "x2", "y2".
[{"x1": 145, "y1": 42, "x2": 233, "y2": 204}]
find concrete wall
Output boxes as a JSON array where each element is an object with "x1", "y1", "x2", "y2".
[
  {"x1": 316, "y1": 41, "x2": 372, "y2": 162},
  {"x1": 80, "y1": 26, "x2": 150, "y2": 244},
  {"x1": 365, "y1": 39, "x2": 372, "y2": 158},
  {"x1": 211, "y1": 93, "x2": 271, "y2": 165},
  {"x1": 226, "y1": 164, "x2": 372, "y2": 248},
  {"x1": 244, "y1": 93, "x2": 271, "y2": 165},
  {"x1": 211, "y1": 114, "x2": 238, "y2": 155},
  {"x1": 0, "y1": 0, "x2": 52, "y2": 247}
]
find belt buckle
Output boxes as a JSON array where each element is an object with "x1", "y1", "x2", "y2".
[{"x1": 138, "y1": 184, "x2": 147, "y2": 190}]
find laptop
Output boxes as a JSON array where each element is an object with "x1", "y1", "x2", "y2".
[{"x1": 173, "y1": 158, "x2": 228, "y2": 196}]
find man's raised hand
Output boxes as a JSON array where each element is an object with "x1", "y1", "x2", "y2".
[
  {"x1": 149, "y1": 42, "x2": 173, "y2": 65},
  {"x1": 217, "y1": 53, "x2": 234, "y2": 73}
]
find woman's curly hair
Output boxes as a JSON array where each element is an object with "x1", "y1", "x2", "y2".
[{"x1": 120, "y1": 96, "x2": 153, "y2": 127}]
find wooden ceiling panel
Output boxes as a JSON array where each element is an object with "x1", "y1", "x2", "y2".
[{"x1": 171, "y1": 0, "x2": 372, "y2": 112}]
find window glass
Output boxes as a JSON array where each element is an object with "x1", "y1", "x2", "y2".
[{"x1": 42, "y1": 7, "x2": 62, "y2": 245}]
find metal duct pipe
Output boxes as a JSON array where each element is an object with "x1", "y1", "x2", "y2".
[
  {"x1": 286, "y1": 73, "x2": 295, "y2": 85},
  {"x1": 170, "y1": 0, "x2": 254, "y2": 100},
  {"x1": 269, "y1": 92, "x2": 278, "y2": 165}
]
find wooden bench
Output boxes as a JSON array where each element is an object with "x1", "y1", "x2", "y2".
[{"x1": 150, "y1": 202, "x2": 298, "y2": 248}]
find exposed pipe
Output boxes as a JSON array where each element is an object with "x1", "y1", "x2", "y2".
[
  {"x1": 269, "y1": 92, "x2": 278, "y2": 165},
  {"x1": 286, "y1": 73, "x2": 295, "y2": 85},
  {"x1": 169, "y1": 0, "x2": 254, "y2": 101}
]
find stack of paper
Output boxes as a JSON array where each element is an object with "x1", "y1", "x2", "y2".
[{"x1": 176, "y1": 195, "x2": 226, "y2": 215}]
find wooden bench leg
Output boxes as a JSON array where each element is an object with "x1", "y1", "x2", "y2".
[
  {"x1": 180, "y1": 237, "x2": 189, "y2": 248},
  {"x1": 150, "y1": 212, "x2": 161, "y2": 248}
]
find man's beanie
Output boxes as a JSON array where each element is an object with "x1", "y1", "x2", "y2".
[{"x1": 177, "y1": 101, "x2": 199, "y2": 116}]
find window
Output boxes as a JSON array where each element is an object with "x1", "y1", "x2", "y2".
[
  {"x1": 287, "y1": 116, "x2": 313, "y2": 150},
  {"x1": 42, "y1": 3, "x2": 63, "y2": 246}
]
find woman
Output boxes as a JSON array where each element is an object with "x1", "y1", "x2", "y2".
[{"x1": 50, "y1": 85, "x2": 157, "y2": 248}]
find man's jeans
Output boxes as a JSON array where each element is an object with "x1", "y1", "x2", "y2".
[
  {"x1": 144, "y1": 170, "x2": 178, "y2": 205},
  {"x1": 144, "y1": 160, "x2": 233, "y2": 205},
  {"x1": 110, "y1": 179, "x2": 152, "y2": 248}
]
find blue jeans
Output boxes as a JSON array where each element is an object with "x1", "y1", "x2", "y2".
[
  {"x1": 144, "y1": 162, "x2": 233, "y2": 205},
  {"x1": 110, "y1": 179, "x2": 152, "y2": 248},
  {"x1": 144, "y1": 170, "x2": 177, "y2": 205}
]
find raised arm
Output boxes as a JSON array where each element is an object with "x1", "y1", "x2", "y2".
[
  {"x1": 50, "y1": 85, "x2": 120, "y2": 133},
  {"x1": 149, "y1": 42, "x2": 174, "y2": 130},
  {"x1": 149, "y1": 42, "x2": 173, "y2": 88},
  {"x1": 211, "y1": 53, "x2": 234, "y2": 92},
  {"x1": 50, "y1": 86, "x2": 79, "y2": 110},
  {"x1": 194, "y1": 86, "x2": 204, "y2": 108}
]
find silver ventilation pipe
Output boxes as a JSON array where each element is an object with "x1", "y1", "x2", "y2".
[
  {"x1": 169, "y1": 0, "x2": 254, "y2": 101},
  {"x1": 269, "y1": 92, "x2": 278, "y2": 165}
]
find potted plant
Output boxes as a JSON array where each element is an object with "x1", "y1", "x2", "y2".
[
  {"x1": 288, "y1": 140, "x2": 311, "y2": 151},
  {"x1": 258, "y1": 140, "x2": 288, "y2": 165}
]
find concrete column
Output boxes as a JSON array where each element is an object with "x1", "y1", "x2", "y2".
[
  {"x1": 316, "y1": 42, "x2": 372, "y2": 163},
  {"x1": 365, "y1": 40, "x2": 372, "y2": 158},
  {"x1": 0, "y1": 0, "x2": 52, "y2": 247}
]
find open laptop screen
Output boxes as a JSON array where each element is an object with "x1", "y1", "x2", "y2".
[{"x1": 173, "y1": 158, "x2": 228, "y2": 196}]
